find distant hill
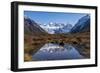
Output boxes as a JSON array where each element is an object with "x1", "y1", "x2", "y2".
[
  {"x1": 24, "y1": 17, "x2": 47, "y2": 35},
  {"x1": 70, "y1": 15, "x2": 90, "y2": 33}
]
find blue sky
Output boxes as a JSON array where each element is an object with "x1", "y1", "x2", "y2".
[{"x1": 24, "y1": 11, "x2": 88, "y2": 26}]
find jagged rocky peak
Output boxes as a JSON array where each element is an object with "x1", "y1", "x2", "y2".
[{"x1": 39, "y1": 21, "x2": 73, "y2": 34}]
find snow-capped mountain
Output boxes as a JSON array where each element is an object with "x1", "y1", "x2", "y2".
[
  {"x1": 40, "y1": 22, "x2": 72, "y2": 34},
  {"x1": 70, "y1": 15, "x2": 90, "y2": 33},
  {"x1": 55, "y1": 23, "x2": 72, "y2": 34}
]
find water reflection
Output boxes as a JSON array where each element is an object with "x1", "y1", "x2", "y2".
[{"x1": 32, "y1": 43, "x2": 87, "y2": 61}]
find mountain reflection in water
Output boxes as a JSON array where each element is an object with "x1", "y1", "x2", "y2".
[{"x1": 32, "y1": 43, "x2": 87, "y2": 61}]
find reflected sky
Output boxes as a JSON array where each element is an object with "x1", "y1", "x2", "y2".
[{"x1": 32, "y1": 43, "x2": 84, "y2": 61}]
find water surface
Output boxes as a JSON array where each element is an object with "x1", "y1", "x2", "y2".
[{"x1": 32, "y1": 43, "x2": 85, "y2": 61}]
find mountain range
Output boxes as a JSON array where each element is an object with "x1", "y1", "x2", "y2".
[
  {"x1": 24, "y1": 14, "x2": 90, "y2": 35},
  {"x1": 40, "y1": 22, "x2": 72, "y2": 34}
]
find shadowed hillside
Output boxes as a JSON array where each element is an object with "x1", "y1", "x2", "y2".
[
  {"x1": 71, "y1": 15, "x2": 90, "y2": 33},
  {"x1": 24, "y1": 17, "x2": 47, "y2": 35}
]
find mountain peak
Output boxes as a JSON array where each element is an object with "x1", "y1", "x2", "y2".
[
  {"x1": 49, "y1": 22, "x2": 53, "y2": 25},
  {"x1": 24, "y1": 15, "x2": 30, "y2": 20},
  {"x1": 70, "y1": 14, "x2": 90, "y2": 33}
]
